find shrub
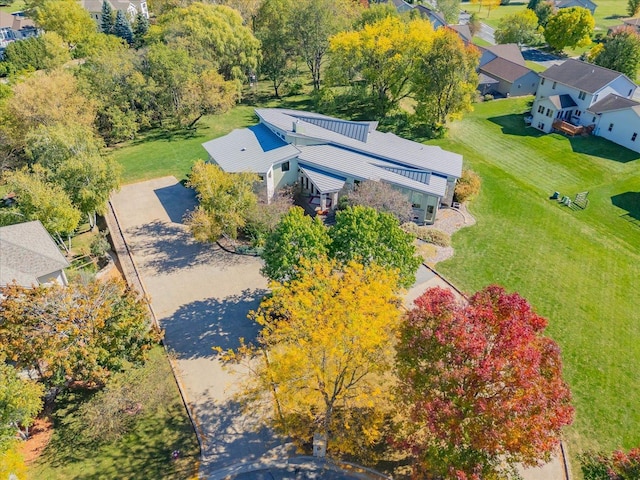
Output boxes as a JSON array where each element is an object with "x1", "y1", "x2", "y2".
[
  {"x1": 454, "y1": 168, "x2": 481, "y2": 203},
  {"x1": 580, "y1": 448, "x2": 640, "y2": 480},
  {"x1": 90, "y1": 230, "x2": 110, "y2": 258},
  {"x1": 483, "y1": 94, "x2": 494, "y2": 101},
  {"x1": 401, "y1": 223, "x2": 451, "y2": 247}
]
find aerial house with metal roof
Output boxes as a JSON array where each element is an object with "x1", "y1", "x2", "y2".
[{"x1": 202, "y1": 109, "x2": 463, "y2": 224}]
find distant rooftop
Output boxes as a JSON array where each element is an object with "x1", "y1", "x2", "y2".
[{"x1": 0, "y1": 220, "x2": 69, "y2": 287}]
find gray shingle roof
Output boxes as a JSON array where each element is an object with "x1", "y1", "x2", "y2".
[
  {"x1": 480, "y1": 57, "x2": 534, "y2": 83},
  {"x1": 484, "y1": 44, "x2": 526, "y2": 66},
  {"x1": 0, "y1": 220, "x2": 69, "y2": 287},
  {"x1": 541, "y1": 59, "x2": 628, "y2": 94},
  {"x1": 587, "y1": 94, "x2": 640, "y2": 114},
  {"x1": 202, "y1": 124, "x2": 300, "y2": 174},
  {"x1": 549, "y1": 94, "x2": 578, "y2": 109},
  {"x1": 255, "y1": 109, "x2": 463, "y2": 179}
]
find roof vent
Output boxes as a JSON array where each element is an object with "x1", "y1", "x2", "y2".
[{"x1": 240, "y1": 147, "x2": 246, "y2": 151}]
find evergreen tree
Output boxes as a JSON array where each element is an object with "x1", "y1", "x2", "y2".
[
  {"x1": 114, "y1": 10, "x2": 133, "y2": 45},
  {"x1": 101, "y1": 0, "x2": 115, "y2": 34},
  {"x1": 132, "y1": 11, "x2": 149, "y2": 48}
]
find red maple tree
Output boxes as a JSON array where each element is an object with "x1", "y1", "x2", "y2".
[{"x1": 396, "y1": 286, "x2": 574, "y2": 479}]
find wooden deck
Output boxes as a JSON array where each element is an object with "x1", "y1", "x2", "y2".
[{"x1": 552, "y1": 120, "x2": 594, "y2": 137}]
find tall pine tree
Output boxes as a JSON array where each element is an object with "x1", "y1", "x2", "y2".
[
  {"x1": 132, "y1": 11, "x2": 149, "y2": 48},
  {"x1": 101, "y1": 1, "x2": 115, "y2": 34},
  {"x1": 114, "y1": 10, "x2": 133, "y2": 45}
]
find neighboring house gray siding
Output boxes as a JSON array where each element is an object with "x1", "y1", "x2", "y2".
[
  {"x1": 555, "y1": 0, "x2": 597, "y2": 15},
  {"x1": 81, "y1": 0, "x2": 149, "y2": 29},
  {"x1": 202, "y1": 109, "x2": 463, "y2": 224},
  {"x1": 0, "y1": 220, "x2": 69, "y2": 288},
  {"x1": 592, "y1": 108, "x2": 640, "y2": 153}
]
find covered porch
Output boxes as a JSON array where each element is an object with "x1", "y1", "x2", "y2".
[{"x1": 298, "y1": 165, "x2": 345, "y2": 215}]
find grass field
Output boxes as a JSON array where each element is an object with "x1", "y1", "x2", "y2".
[
  {"x1": 431, "y1": 97, "x2": 640, "y2": 464},
  {"x1": 0, "y1": 0, "x2": 26, "y2": 13},
  {"x1": 29, "y1": 348, "x2": 199, "y2": 480},
  {"x1": 473, "y1": 0, "x2": 627, "y2": 32}
]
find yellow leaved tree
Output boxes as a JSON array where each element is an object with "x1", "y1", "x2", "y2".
[{"x1": 220, "y1": 258, "x2": 402, "y2": 457}]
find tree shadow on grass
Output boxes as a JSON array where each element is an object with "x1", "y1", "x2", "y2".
[
  {"x1": 611, "y1": 192, "x2": 640, "y2": 225},
  {"x1": 39, "y1": 390, "x2": 199, "y2": 480},
  {"x1": 568, "y1": 136, "x2": 640, "y2": 163},
  {"x1": 130, "y1": 127, "x2": 205, "y2": 147},
  {"x1": 161, "y1": 288, "x2": 267, "y2": 360},
  {"x1": 126, "y1": 220, "x2": 246, "y2": 275},
  {"x1": 488, "y1": 114, "x2": 546, "y2": 137}
]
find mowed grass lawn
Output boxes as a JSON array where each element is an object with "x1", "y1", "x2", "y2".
[
  {"x1": 431, "y1": 97, "x2": 640, "y2": 461},
  {"x1": 29, "y1": 348, "x2": 199, "y2": 480}
]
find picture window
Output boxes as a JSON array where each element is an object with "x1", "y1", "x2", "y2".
[{"x1": 281, "y1": 161, "x2": 290, "y2": 172}]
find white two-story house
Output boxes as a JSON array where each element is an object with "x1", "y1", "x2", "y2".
[{"x1": 531, "y1": 59, "x2": 638, "y2": 136}]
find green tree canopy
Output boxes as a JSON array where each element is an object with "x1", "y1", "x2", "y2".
[
  {"x1": 3, "y1": 167, "x2": 81, "y2": 245},
  {"x1": 412, "y1": 27, "x2": 479, "y2": 130},
  {"x1": 185, "y1": 160, "x2": 258, "y2": 241},
  {"x1": 32, "y1": 0, "x2": 98, "y2": 52},
  {"x1": 436, "y1": 0, "x2": 461, "y2": 24},
  {"x1": 629, "y1": 0, "x2": 640, "y2": 17},
  {"x1": 255, "y1": 0, "x2": 297, "y2": 98},
  {"x1": 0, "y1": 364, "x2": 44, "y2": 452},
  {"x1": 329, "y1": 206, "x2": 421, "y2": 289},
  {"x1": 151, "y1": 3, "x2": 260, "y2": 81},
  {"x1": 495, "y1": 9, "x2": 541, "y2": 47},
  {"x1": 544, "y1": 7, "x2": 594, "y2": 52},
  {"x1": 1, "y1": 32, "x2": 70, "y2": 74},
  {"x1": 261, "y1": 206, "x2": 330, "y2": 283},
  {"x1": 114, "y1": 9, "x2": 133, "y2": 45},
  {"x1": 593, "y1": 26, "x2": 640, "y2": 79},
  {"x1": 101, "y1": 0, "x2": 115, "y2": 34},
  {"x1": 291, "y1": 0, "x2": 360, "y2": 89}
]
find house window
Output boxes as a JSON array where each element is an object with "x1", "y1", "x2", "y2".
[
  {"x1": 629, "y1": 89, "x2": 633, "y2": 97},
  {"x1": 578, "y1": 91, "x2": 586, "y2": 100},
  {"x1": 538, "y1": 122, "x2": 545, "y2": 130},
  {"x1": 281, "y1": 161, "x2": 290, "y2": 172},
  {"x1": 541, "y1": 78, "x2": 545, "y2": 85},
  {"x1": 633, "y1": 133, "x2": 638, "y2": 142},
  {"x1": 575, "y1": 110, "x2": 581, "y2": 117},
  {"x1": 608, "y1": 123, "x2": 614, "y2": 132},
  {"x1": 593, "y1": 94, "x2": 598, "y2": 103},
  {"x1": 538, "y1": 105, "x2": 545, "y2": 113},
  {"x1": 546, "y1": 108, "x2": 553, "y2": 118},
  {"x1": 592, "y1": 116, "x2": 596, "y2": 122},
  {"x1": 552, "y1": 81, "x2": 557, "y2": 89}
]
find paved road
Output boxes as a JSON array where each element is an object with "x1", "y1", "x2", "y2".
[
  {"x1": 111, "y1": 177, "x2": 278, "y2": 475},
  {"x1": 478, "y1": 22, "x2": 495, "y2": 44},
  {"x1": 521, "y1": 47, "x2": 565, "y2": 69}
]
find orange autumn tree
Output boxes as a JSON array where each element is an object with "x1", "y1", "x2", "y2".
[
  {"x1": 222, "y1": 258, "x2": 402, "y2": 457},
  {"x1": 0, "y1": 279, "x2": 160, "y2": 388},
  {"x1": 396, "y1": 286, "x2": 574, "y2": 479}
]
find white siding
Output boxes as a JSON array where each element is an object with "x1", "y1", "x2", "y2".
[{"x1": 594, "y1": 109, "x2": 640, "y2": 153}]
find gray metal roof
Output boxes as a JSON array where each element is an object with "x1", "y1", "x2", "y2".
[
  {"x1": 541, "y1": 59, "x2": 630, "y2": 94},
  {"x1": 201, "y1": 124, "x2": 300, "y2": 174},
  {"x1": 0, "y1": 220, "x2": 69, "y2": 287},
  {"x1": 298, "y1": 145, "x2": 448, "y2": 197},
  {"x1": 587, "y1": 94, "x2": 640, "y2": 114},
  {"x1": 299, "y1": 165, "x2": 346, "y2": 193},
  {"x1": 255, "y1": 109, "x2": 463, "y2": 179}
]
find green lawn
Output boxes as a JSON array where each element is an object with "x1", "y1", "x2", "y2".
[
  {"x1": 29, "y1": 348, "x2": 199, "y2": 480},
  {"x1": 0, "y1": 0, "x2": 26, "y2": 13},
  {"x1": 430, "y1": 97, "x2": 640, "y2": 465},
  {"x1": 113, "y1": 93, "x2": 314, "y2": 184}
]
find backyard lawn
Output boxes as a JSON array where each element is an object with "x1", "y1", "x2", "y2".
[
  {"x1": 28, "y1": 348, "x2": 200, "y2": 480},
  {"x1": 431, "y1": 97, "x2": 640, "y2": 465}
]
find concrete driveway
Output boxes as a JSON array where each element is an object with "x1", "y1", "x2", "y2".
[{"x1": 110, "y1": 177, "x2": 279, "y2": 475}]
